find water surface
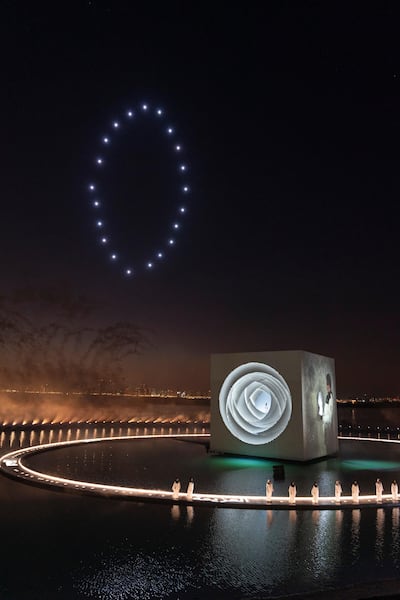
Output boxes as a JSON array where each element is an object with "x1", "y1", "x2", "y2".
[{"x1": 1, "y1": 424, "x2": 400, "y2": 599}]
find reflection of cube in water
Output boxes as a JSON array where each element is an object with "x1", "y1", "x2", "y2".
[{"x1": 210, "y1": 350, "x2": 338, "y2": 462}]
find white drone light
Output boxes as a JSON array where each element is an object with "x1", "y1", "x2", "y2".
[{"x1": 88, "y1": 102, "x2": 191, "y2": 278}]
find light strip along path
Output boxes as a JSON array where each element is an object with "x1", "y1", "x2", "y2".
[{"x1": 0, "y1": 433, "x2": 399, "y2": 510}]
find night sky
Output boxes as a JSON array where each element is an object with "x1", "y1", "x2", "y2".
[{"x1": 2, "y1": 2, "x2": 400, "y2": 395}]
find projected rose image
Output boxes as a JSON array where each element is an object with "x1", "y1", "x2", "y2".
[{"x1": 219, "y1": 362, "x2": 292, "y2": 445}]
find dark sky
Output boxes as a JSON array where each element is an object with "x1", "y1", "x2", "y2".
[{"x1": 2, "y1": 1, "x2": 400, "y2": 395}]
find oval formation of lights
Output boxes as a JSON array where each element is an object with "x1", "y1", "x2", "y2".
[
  {"x1": 219, "y1": 362, "x2": 292, "y2": 445},
  {"x1": 87, "y1": 103, "x2": 191, "y2": 277},
  {"x1": 1, "y1": 433, "x2": 398, "y2": 509}
]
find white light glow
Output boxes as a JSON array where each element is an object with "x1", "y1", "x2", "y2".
[
  {"x1": 89, "y1": 102, "x2": 192, "y2": 278},
  {"x1": 219, "y1": 362, "x2": 292, "y2": 445},
  {"x1": 2, "y1": 433, "x2": 399, "y2": 511}
]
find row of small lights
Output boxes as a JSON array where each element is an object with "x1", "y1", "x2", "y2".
[
  {"x1": 0, "y1": 419, "x2": 208, "y2": 427},
  {"x1": 4, "y1": 434, "x2": 400, "y2": 508},
  {"x1": 88, "y1": 103, "x2": 190, "y2": 276},
  {"x1": 339, "y1": 424, "x2": 400, "y2": 430}
]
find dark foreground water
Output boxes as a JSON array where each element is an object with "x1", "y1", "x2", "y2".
[{"x1": 1, "y1": 421, "x2": 400, "y2": 599}]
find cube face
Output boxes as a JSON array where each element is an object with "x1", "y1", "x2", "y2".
[
  {"x1": 301, "y1": 351, "x2": 338, "y2": 459},
  {"x1": 210, "y1": 350, "x2": 338, "y2": 461}
]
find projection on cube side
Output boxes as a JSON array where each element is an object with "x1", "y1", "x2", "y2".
[
  {"x1": 211, "y1": 350, "x2": 338, "y2": 462},
  {"x1": 218, "y1": 362, "x2": 292, "y2": 445}
]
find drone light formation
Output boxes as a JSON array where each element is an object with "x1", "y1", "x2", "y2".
[{"x1": 87, "y1": 102, "x2": 191, "y2": 278}]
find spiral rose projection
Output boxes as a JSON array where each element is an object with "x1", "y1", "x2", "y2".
[{"x1": 219, "y1": 362, "x2": 292, "y2": 445}]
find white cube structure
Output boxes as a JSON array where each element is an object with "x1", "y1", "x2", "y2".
[{"x1": 210, "y1": 350, "x2": 338, "y2": 461}]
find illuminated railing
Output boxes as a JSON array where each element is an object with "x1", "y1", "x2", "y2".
[
  {"x1": 338, "y1": 425, "x2": 400, "y2": 440},
  {"x1": 0, "y1": 422, "x2": 209, "y2": 450},
  {"x1": 1, "y1": 433, "x2": 400, "y2": 510}
]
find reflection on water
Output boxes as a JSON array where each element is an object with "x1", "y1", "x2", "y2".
[
  {"x1": 392, "y1": 508, "x2": 400, "y2": 565},
  {"x1": 351, "y1": 509, "x2": 361, "y2": 564},
  {"x1": 3, "y1": 427, "x2": 400, "y2": 598},
  {"x1": 192, "y1": 506, "x2": 400, "y2": 597},
  {"x1": 74, "y1": 547, "x2": 196, "y2": 600},
  {"x1": 288, "y1": 510, "x2": 297, "y2": 525},
  {"x1": 186, "y1": 506, "x2": 194, "y2": 526},
  {"x1": 376, "y1": 508, "x2": 385, "y2": 562},
  {"x1": 266, "y1": 509, "x2": 274, "y2": 528},
  {"x1": 170, "y1": 505, "x2": 195, "y2": 526},
  {"x1": 67, "y1": 504, "x2": 400, "y2": 600},
  {"x1": 171, "y1": 504, "x2": 180, "y2": 521}
]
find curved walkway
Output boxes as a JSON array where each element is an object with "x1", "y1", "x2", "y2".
[{"x1": 1, "y1": 433, "x2": 399, "y2": 510}]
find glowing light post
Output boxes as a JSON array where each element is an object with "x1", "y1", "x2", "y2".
[{"x1": 87, "y1": 102, "x2": 191, "y2": 278}]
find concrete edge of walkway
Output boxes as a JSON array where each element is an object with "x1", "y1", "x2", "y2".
[{"x1": 1, "y1": 434, "x2": 400, "y2": 510}]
